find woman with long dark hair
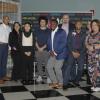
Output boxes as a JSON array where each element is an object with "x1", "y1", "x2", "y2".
[{"x1": 9, "y1": 22, "x2": 22, "y2": 81}]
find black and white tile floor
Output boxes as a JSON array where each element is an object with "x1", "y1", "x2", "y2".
[{"x1": 0, "y1": 78, "x2": 100, "y2": 100}]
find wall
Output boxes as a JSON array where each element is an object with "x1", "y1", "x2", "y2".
[{"x1": 21, "y1": 0, "x2": 100, "y2": 19}]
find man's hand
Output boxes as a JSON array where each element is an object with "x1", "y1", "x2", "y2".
[
  {"x1": 72, "y1": 51, "x2": 80, "y2": 58},
  {"x1": 49, "y1": 51, "x2": 55, "y2": 57},
  {"x1": 36, "y1": 42, "x2": 47, "y2": 52},
  {"x1": 13, "y1": 47, "x2": 17, "y2": 50},
  {"x1": 38, "y1": 48, "x2": 44, "y2": 52},
  {"x1": 49, "y1": 51, "x2": 57, "y2": 57}
]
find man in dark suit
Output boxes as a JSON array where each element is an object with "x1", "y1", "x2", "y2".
[
  {"x1": 63, "y1": 20, "x2": 86, "y2": 90},
  {"x1": 60, "y1": 14, "x2": 75, "y2": 88},
  {"x1": 47, "y1": 19, "x2": 67, "y2": 89},
  {"x1": 59, "y1": 14, "x2": 75, "y2": 36}
]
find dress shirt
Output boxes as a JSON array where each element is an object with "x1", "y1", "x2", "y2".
[
  {"x1": 62, "y1": 23, "x2": 69, "y2": 36},
  {"x1": 0, "y1": 23, "x2": 11, "y2": 43},
  {"x1": 51, "y1": 26, "x2": 58, "y2": 51}
]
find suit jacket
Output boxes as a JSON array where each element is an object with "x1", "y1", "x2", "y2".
[
  {"x1": 47, "y1": 28, "x2": 67, "y2": 60},
  {"x1": 67, "y1": 29, "x2": 86, "y2": 56},
  {"x1": 9, "y1": 30, "x2": 21, "y2": 52},
  {"x1": 59, "y1": 22, "x2": 75, "y2": 34}
]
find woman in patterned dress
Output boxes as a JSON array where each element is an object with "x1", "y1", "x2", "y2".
[{"x1": 85, "y1": 19, "x2": 100, "y2": 91}]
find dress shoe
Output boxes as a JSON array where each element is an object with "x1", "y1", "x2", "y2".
[
  {"x1": 29, "y1": 80, "x2": 34, "y2": 84},
  {"x1": 63, "y1": 85, "x2": 68, "y2": 90},
  {"x1": 49, "y1": 83, "x2": 58, "y2": 88},
  {"x1": 73, "y1": 82, "x2": 80, "y2": 86},
  {"x1": 0, "y1": 80, "x2": 5, "y2": 84},
  {"x1": 21, "y1": 80, "x2": 27, "y2": 84},
  {"x1": 3, "y1": 76, "x2": 11, "y2": 81},
  {"x1": 56, "y1": 84, "x2": 63, "y2": 89}
]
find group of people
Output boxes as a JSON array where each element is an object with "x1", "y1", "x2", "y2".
[{"x1": 0, "y1": 14, "x2": 100, "y2": 92}]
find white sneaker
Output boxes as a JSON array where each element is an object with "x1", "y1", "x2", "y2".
[
  {"x1": 36, "y1": 76, "x2": 42, "y2": 82},
  {"x1": 91, "y1": 87, "x2": 95, "y2": 90},
  {"x1": 47, "y1": 77, "x2": 52, "y2": 84},
  {"x1": 92, "y1": 87, "x2": 100, "y2": 92}
]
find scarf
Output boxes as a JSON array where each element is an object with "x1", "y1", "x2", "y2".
[{"x1": 23, "y1": 30, "x2": 32, "y2": 37}]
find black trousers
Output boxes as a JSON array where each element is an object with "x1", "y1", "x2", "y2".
[
  {"x1": 63, "y1": 54, "x2": 85, "y2": 85},
  {"x1": 11, "y1": 51, "x2": 22, "y2": 80},
  {"x1": 21, "y1": 53, "x2": 33, "y2": 80}
]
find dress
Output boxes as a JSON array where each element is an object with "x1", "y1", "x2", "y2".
[{"x1": 86, "y1": 32, "x2": 100, "y2": 87}]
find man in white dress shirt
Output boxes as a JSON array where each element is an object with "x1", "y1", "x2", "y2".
[
  {"x1": 0, "y1": 16, "x2": 11, "y2": 84},
  {"x1": 47, "y1": 19, "x2": 67, "y2": 88}
]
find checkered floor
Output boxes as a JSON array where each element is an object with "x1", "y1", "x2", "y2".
[{"x1": 0, "y1": 77, "x2": 100, "y2": 100}]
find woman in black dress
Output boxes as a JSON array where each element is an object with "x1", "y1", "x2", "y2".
[
  {"x1": 9, "y1": 22, "x2": 22, "y2": 81},
  {"x1": 20, "y1": 22, "x2": 35, "y2": 84}
]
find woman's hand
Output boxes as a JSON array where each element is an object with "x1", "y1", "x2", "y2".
[
  {"x1": 72, "y1": 51, "x2": 80, "y2": 58},
  {"x1": 25, "y1": 52, "x2": 31, "y2": 56},
  {"x1": 86, "y1": 45, "x2": 94, "y2": 52}
]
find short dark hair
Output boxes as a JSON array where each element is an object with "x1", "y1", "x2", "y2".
[
  {"x1": 38, "y1": 16, "x2": 48, "y2": 24},
  {"x1": 24, "y1": 22, "x2": 32, "y2": 26},
  {"x1": 51, "y1": 19, "x2": 58, "y2": 24},
  {"x1": 75, "y1": 20, "x2": 82, "y2": 24}
]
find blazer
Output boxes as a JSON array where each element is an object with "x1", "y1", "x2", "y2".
[
  {"x1": 59, "y1": 22, "x2": 75, "y2": 33},
  {"x1": 9, "y1": 30, "x2": 20, "y2": 52},
  {"x1": 67, "y1": 29, "x2": 86, "y2": 56},
  {"x1": 47, "y1": 28, "x2": 67, "y2": 60}
]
